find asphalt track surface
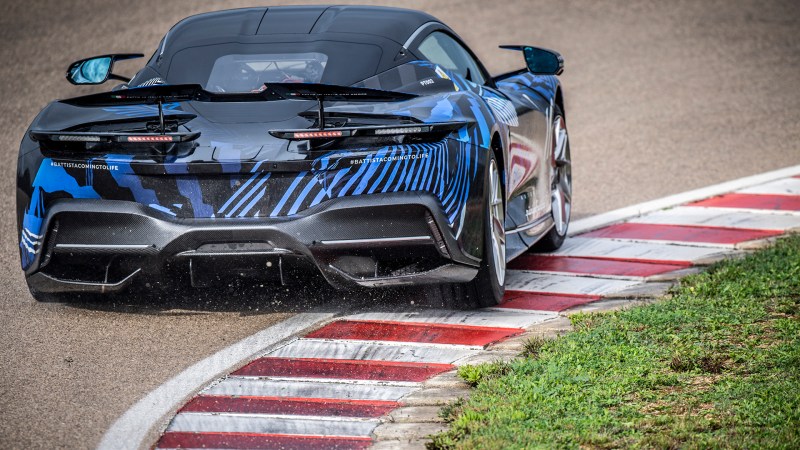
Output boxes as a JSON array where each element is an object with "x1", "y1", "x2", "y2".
[{"x1": 0, "y1": 0, "x2": 798, "y2": 448}]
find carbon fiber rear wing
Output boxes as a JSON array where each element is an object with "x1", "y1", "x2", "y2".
[
  {"x1": 58, "y1": 83, "x2": 418, "y2": 134},
  {"x1": 59, "y1": 83, "x2": 416, "y2": 107}
]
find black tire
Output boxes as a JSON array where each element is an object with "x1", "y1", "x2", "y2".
[
  {"x1": 533, "y1": 107, "x2": 571, "y2": 253},
  {"x1": 435, "y1": 152, "x2": 505, "y2": 309}
]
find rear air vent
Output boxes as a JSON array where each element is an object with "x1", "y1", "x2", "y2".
[{"x1": 426, "y1": 212, "x2": 450, "y2": 258}]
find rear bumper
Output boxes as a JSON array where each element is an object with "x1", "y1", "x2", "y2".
[{"x1": 25, "y1": 192, "x2": 480, "y2": 294}]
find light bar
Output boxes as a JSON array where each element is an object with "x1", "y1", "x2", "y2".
[
  {"x1": 292, "y1": 130, "x2": 345, "y2": 139},
  {"x1": 125, "y1": 135, "x2": 176, "y2": 143},
  {"x1": 373, "y1": 126, "x2": 425, "y2": 135},
  {"x1": 29, "y1": 130, "x2": 201, "y2": 144},
  {"x1": 269, "y1": 122, "x2": 466, "y2": 141},
  {"x1": 56, "y1": 135, "x2": 103, "y2": 142}
]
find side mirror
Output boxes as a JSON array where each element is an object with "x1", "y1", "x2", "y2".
[
  {"x1": 66, "y1": 53, "x2": 144, "y2": 85},
  {"x1": 499, "y1": 45, "x2": 564, "y2": 75}
]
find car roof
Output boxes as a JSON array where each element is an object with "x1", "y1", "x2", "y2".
[
  {"x1": 152, "y1": 6, "x2": 441, "y2": 78},
  {"x1": 163, "y1": 6, "x2": 438, "y2": 48}
]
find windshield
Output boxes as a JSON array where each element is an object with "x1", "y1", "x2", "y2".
[{"x1": 166, "y1": 41, "x2": 382, "y2": 91}]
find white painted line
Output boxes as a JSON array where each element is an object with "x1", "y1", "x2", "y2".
[
  {"x1": 97, "y1": 312, "x2": 337, "y2": 450},
  {"x1": 505, "y1": 271, "x2": 641, "y2": 296},
  {"x1": 298, "y1": 338, "x2": 485, "y2": 351},
  {"x1": 233, "y1": 376, "x2": 421, "y2": 388},
  {"x1": 167, "y1": 412, "x2": 379, "y2": 436},
  {"x1": 578, "y1": 237, "x2": 737, "y2": 249},
  {"x1": 737, "y1": 178, "x2": 800, "y2": 195},
  {"x1": 343, "y1": 309, "x2": 557, "y2": 329},
  {"x1": 678, "y1": 205, "x2": 800, "y2": 217},
  {"x1": 542, "y1": 237, "x2": 732, "y2": 263},
  {"x1": 484, "y1": 306, "x2": 562, "y2": 315},
  {"x1": 569, "y1": 166, "x2": 800, "y2": 235},
  {"x1": 631, "y1": 206, "x2": 800, "y2": 230},
  {"x1": 205, "y1": 377, "x2": 415, "y2": 401},
  {"x1": 508, "y1": 269, "x2": 649, "y2": 282},
  {"x1": 267, "y1": 338, "x2": 480, "y2": 364}
]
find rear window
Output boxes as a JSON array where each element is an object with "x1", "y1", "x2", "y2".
[
  {"x1": 167, "y1": 41, "x2": 382, "y2": 90},
  {"x1": 206, "y1": 53, "x2": 328, "y2": 92}
]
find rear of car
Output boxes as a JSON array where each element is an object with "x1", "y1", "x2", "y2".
[{"x1": 17, "y1": 7, "x2": 495, "y2": 298}]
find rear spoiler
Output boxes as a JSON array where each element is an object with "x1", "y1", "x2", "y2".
[
  {"x1": 60, "y1": 83, "x2": 416, "y2": 107},
  {"x1": 59, "y1": 83, "x2": 418, "y2": 133}
]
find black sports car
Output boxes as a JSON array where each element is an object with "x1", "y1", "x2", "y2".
[{"x1": 17, "y1": 6, "x2": 571, "y2": 306}]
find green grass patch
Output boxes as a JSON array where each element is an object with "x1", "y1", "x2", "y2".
[{"x1": 430, "y1": 236, "x2": 800, "y2": 449}]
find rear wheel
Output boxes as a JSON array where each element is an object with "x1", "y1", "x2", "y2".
[
  {"x1": 533, "y1": 107, "x2": 572, "y2": 252},
  {"x1": 435, "y1": 153, "x2": 505, "y2": 308}
]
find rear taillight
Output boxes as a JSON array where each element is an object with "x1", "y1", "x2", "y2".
[
  {"x1": 29, "y1": 131, "x2": 201, "y2": 144},
  {"x1": 291, "y1": 130, "x2": 347, "y2": 139},
  {"x1": 124, "y1": 135, "x2": 177, "y2": 143}
]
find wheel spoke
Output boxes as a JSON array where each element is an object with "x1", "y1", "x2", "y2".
[
  {"x1": 559, "y1": 176, "x2": 572, "y2": 203},
  {"x1": 550, "y1": 115, "x2": 571, "y2": 237},
  {"x1": 487, "y1": 159, "x2": 506, "y2": 286},
  {"x1": 556, "y1": 130, "x2": 568, "y2": 161},
  {"x1": 552, "y1": 117, "x2": 568, "y2": 162},
  {"x1": 551, "y1": 185, "x2": 562, "y2": 227}
]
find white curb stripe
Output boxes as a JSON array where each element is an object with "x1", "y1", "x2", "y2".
[
  {"x1": 631, "y1": 206, "x2": 800, "y2": 230},
  {"x1": 98, "y1": 312, "x2": 336, "y2": 450},
  {"x1": 205, "y1": 377, "x2": 415, "y2": 401},
  {"x1": 569, "y1": 165, "x2": 800, "y2": 235},
  {"x1": 233, "y1": 376, "x2": 421, "y2": 388},
  {"x1": 540, "y1": 237, "x2": 732, "y2": 263},
  {"x1": 267, "y1": 338, "x2": 480, "y2": 364},
  {"x1": 580, "y1": 236, "x2": 741, "y2": 249},
  {"x1": 507, "y1": 269, "x2": 651, "y2": 282},
  {"x1": 677, "y1": 205, "x2": 800, "y2": 217},
  {"x1": 167, "y1": 412, "x2": 379, "y2": 436},
  {"x1": 737, "y1": 178, "x2": 800, "y2": 195},
  {"x1": 343, "y1": 309, "x2": 557, "y2": 329},
  {"x1": 505, "y1": 271, "x2": 642, "y2": 295}
]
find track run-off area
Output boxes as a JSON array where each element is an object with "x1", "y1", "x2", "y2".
[{"x1": 98, "y1": 165, "x2": 800, "y2": 449}]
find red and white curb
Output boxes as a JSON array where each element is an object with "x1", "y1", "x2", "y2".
[
  {"x1": 155, "y1": 308, "x2": 550, "y2": 448},
  {"x1": 98, "y1": 166, "x2": 800, "y2": 450}
]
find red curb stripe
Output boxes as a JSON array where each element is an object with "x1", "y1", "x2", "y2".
[
  {"x1": 158, "y1": 432, "x2": 372, "y2": 449},
  {"x1": 507, "y1": 254, "x2": 687, "y2": 277},
  {"x1": 690, "y1": 193, "x2": 800, "y2": 211},
  {"x1": 579, "y1": 223, "x2": 782, "y2": 244},
  {"x1": 180, "y1": 395, "x2": 398, "y2": 418},
  {"x1": 498, "y1": 291, "x2": 601, "y2": 312},
  {"x1": 306, "y1": 320, "x2": 523, "y2": 346},
  {"x1": 233, "y1": 357, "x2": 454, "y2": 382}
]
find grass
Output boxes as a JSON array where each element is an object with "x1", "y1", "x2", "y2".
[{"x1": 429, "y1": 235, "x2": 800, "y2": 449}]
